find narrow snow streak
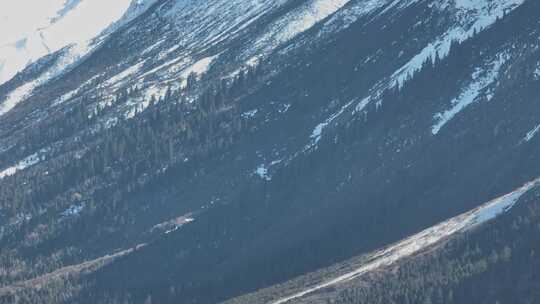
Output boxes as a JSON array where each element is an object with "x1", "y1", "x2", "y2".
[
  {"x1": 275, "y1": 0, "x2": 351, "y2": 43},
  {"x1": 354, "y1": 0, "x2": 524, "y2": 116},
  {"x1": 431, "y1": 53, "x2": 507, "y2": 135},
  {"x1": 252, "y1": 0, "x2": 352, "y2": 59},
  {"x1": 524, "y1": 124, "x2": 540, "y2": 142},
  {"x1": 393, "y1": 0, "x2": 524, "y2": 87},
  {"x1": 308, "y1": 99, "x2": 355, "y2": 149},
  {"x1": 534, "y1": 67, "x2": 540, "y2": 79},
  {"x1": 106, "y1": 61, "x2": 146, "y2": 87},
  {"x1": 182, "y1": 55, "x2": 217, "y2": 78},
  {"x1": 0, "y1": 0, "x2": 158, "y2": 116},
  {"x1": 270, "y1": 177, "x2": 540, "y2": 304}
]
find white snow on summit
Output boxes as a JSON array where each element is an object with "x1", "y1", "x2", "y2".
[{"x1": 0, "y1": 0, "x2": 151, "y2": 85}]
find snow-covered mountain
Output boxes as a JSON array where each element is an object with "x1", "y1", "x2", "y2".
[
  {"x1": 0, "y1": 0, "x2": 155, "y2": 85},
  {"x1": 0, "y1": 0, "x2": 525, "y2": 124},
  {"x1": 1, "y1": 0, "x2": 540, "y2": 303}
]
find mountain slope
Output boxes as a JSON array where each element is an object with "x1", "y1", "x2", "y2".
[
  {"x1": 0, "y1": 0, "x2": 539, "y2": 303},
  {"x1": 227, "y1": 179, "x2": 540, "y2": 304},
  {"x1": 0, "y1": 0, "x2": 156, "y2": 86}
]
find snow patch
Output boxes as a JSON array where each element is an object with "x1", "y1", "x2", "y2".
[
  {"x1": 323, "y1": 0, "x2": 390, "y2": 31},
  {"x1": 1, "y1": 39, "x2": 98, "y2": 116},
  {"x1": 249, "y1": 0, "x2": 352, "y2": 60},
  {"x1": 106, "y1": 61, "x2": 146, "y2": 87},
  {"x1": 354, "y1": 96, "x2": 371, "y2": 113},
  {"x1": 0, "y1": 82, "x2": 36, "y2": 116},
  {"x1": 0, "y1": 148, "x2": 49, "y2": 179},
  {"x1": 166, "y1": 0, "x2": 287, "y2": 61},
  {"x1": 152, "y1": 214, "x2": 195, "y2": 234},
  {"x1": 0, "y1": 0, "x2": 146, "y2": 85},
  {"x1": 524, "y1": 124, "x2": 540, "y2": 142},
  {"x1": 471, "y1": 189, "x2": 521, "y2": 225},
  {"x1": 124, "y1": 84, "x2": 168, "y2": 119},
  {"x1": 182, "y1": 55, "x2": 217, "y2": 78},
  {"x1": 534, "y1": 67, "x2": 540, "y2": 80},
  {"x1": 61, "y1": 203, "x2": 84, "y2": 217},
  {"x1": 141, "y1": 39, "x2": 166, "y2": 56},
  {"x1": 310, "y1": 124, "x2": 325, "y2": 145},
  {"x1": 275, "y1": 0, "x2": 351, "y2": 43},
  {"x1": 278, "y1": 104, "x2": 291, "y2": 114},
  {"x1": 394, "y1": 0, "x2": 523, "y2": 87},
  {"x1": 307, "y1": 99, "x2": 355, "y2": 149},
  {"x1": 136, "y1": 55, "x2": 217, "y2": 93},
  {"x1": 353, "y1": 0, "x2": 524, "y2": 117},
  {"x1": 255, "y1": 165, "x2": 271, "y2": 181},
  {"x1": 271, "y1": 177, "x2": 540, "y2": 304},
  {"x1": 139, "y1": 56, "x2": 190, "y2": 79},
  {"x1": 432, "y1": 53, "x2": 507, "y2": 135},
  {"x1": 158, "y1": 216, "x2": 195, "y2": 234},
  {"x1": 242, "y1": 109, "x2": 258, "y2": 119}
]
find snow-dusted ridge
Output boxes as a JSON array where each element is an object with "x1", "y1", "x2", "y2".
[
  {"x1": 0, "y1": 41, "x2": 97, "y2": 116},
  {"x1": 393, "y1": 0, "x2": 524, "y2": 87},
  {"x1": 252, "y1": 0, "x2": 352, "y2": 55},
  {"x1": 354, "y1": 0, "x2": 525, "y2": 114},
  {"x1": 307, "y1": 99, "x2": 355, "y2": 149},
  {"x1": 0, "y1": 0, "x2": 158, "y2": 116},
  {"x1": 298, "y1": 0, "x2": 526, "y2": 148},
  {"x1": 0, "y1": 148, "x2": 49, "y2": 180},
  {"x1": 270, "y1": 177, "x2": 540, "y2": 304}
]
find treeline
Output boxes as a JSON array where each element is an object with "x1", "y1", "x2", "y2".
[
  {"x1": 0, "y1": 64, "x2": 265, "y2": 287},
  {"x1": 0, "y1": 64, "x2": 263, "y2": 214},
  {"x1": 330, "y1": 189, "x2": 540, "y2": 304}
]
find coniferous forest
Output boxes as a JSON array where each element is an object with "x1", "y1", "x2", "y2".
[{"x1": 1, "y1": 0, "x2": 540, "y2": 303}]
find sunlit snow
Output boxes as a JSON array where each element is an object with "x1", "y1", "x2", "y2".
[
  {"x1": 0, "y1": 0, "x2": 142, "y2": 85},
  {"x1": 353, "y1": 0, "x2": 525, "y2": 116},
  {"x1": 255, "y1": 165, "x2": 271, "y2": 181},
  {"x1": 0, "y1": 40, "x2": 96, "y2": 116},
  {"x1": 241, "y1": 109, "x2": 258, "y2": 119},
  {"x1": 106, "y1": 61, "x2": 147, "y2": 88},
  {"x1": 524, "y1": 124, "x2": 540, "y2": 142},
  {"x1": 0, "y1": 148, "x2": 48, "y2": 179},
  {"x1": 534, "y1": 67, "x2": 540, "y2": 80},
  {"x1": 252, "y1": 0, "x2": 351, "y2": 58},
  {"x1": 0, "y1": 82, "x2": 36, "y2": 116},
  {"x1": 393, "y1": 0, "x2": 524, "y2": 88},
  {"x1": 276, "y1": 0, "x2": 351, "y2": 43},
  {"x1": 432, "y1": 52, "x2": 507, "y2": 135},
  {"x1": 181, "y1": 56, "x2": 218, "y2": 79},
  {"x1": 307, "y1": 99, "x2": 355, "y2": 149},
  {"x1": 61, "y1": 203, "x2": 85, "y2": 217},
  {"x1": 0, "y1": 0, "x2": 158, "y2": 116},
  {"x1": 271, "y1": 177, "x2": 540, "y2": 304}
]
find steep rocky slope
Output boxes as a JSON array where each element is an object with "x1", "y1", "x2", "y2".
[{"x1": 0, "y1": 0, "x2": 539, "y2": 303}]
